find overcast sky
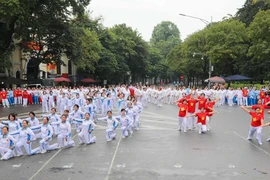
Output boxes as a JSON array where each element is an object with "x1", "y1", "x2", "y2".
[{"x1": 89, "y1": 0, "x2": 246, "y2": 41}]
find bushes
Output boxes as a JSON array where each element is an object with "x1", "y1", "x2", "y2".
[{"x1": 228, "y1": 83, "x2": 268, "y2": 89}]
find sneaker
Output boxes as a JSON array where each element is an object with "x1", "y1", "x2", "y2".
[
  {"x1": 41, "y1": 150, "x2": 47, "y2": 154},
  {"x1": 247, "y1": 137, "x2": 252, "y2": 141},
  {"x1": 16, "y1": 154, "x2": 23, "y2": 157},
  {"x1": 107, "y1": 139, "x2": 112, "y2": 142},
  {"x1": 122, "y1": 136, "x2": 126, "y2": 139},
  {"x1": 266, "y1": 138, "x2": 270, "y2": 142},
  {"x1": 79, "y1": 142, "x2": 84, "y2": 145},
  {"x1": 178, "y1": 128, "x2": 181, "y2": 131}
]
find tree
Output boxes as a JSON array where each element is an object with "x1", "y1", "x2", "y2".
[
  {"x1": 247, "y1": 10, "x2": 270, "y2": 82},
  {"x1": 236, "y1": 0, "x2": 270, "y2": 26},
  {"x1": 149, "y1": 21, "x2": 181, "y2": 83},
  {"x1": 205, "y1": 19, "x2": 249, "y2": 77},
  {"x1": 109, "y1": 24, "x2": 149, "y2": 83},
  {"x1": 0, "y1": 0, "x2": 91, "y2": 79}
]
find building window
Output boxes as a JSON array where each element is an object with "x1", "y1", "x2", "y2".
[
  {"x1": 57, "y1": 64, "x2": 61, "y2": 75},
  {"x1": 16, "y1": 70, "x2": 20, "y2": 79},
  {"x1": 68, "y1": 60, "x2": 72, "y2": 75}
]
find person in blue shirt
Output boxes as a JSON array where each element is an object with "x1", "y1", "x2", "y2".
[
  {"x1": 248, "y1": 87, "x2": 255, "y2": 106},
  {"x1": 8, "y1": 89, "x2": 14, "y2": 105}
]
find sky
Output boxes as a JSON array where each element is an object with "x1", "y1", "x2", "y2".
[{"x1": 89, "y1": 0, "x2": 246, "y2": 41}]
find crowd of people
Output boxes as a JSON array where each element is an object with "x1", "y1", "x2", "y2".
[{"x1": 0, "y1": 84, "x2": 270, "y2": 161}]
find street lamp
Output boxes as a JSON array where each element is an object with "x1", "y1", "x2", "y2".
[
  {"x1": 179, "y1": 13, "x2": 211, "y2": 25},
  {"x1": 180, "y1": 13, "x2": 213, "y2": 89},
  {"x1": 193, "y1": 52, "x2": 213, "y2": 89}
]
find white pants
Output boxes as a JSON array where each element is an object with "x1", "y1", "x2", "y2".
[
  {"x1": 248, "y1": 126, "x2": 262, "y2": 144},
  {"x1": 178, "y1": 117, "x2": 187, "y2": 132},
  {"x1": 2, "y1": 99, "x2": 9, "y2": 107},
  {"x1": 52, "y1": 124, "x2": 59, "y2": 135},
  {"x1": 121, "y1": 125, "x2": 133, "y2": 137},
  {"x1": 57, "y1": 134, "x2": 75, "y2": 148},
  {"x1": 228, "y1": 98, "x2": 233, "y2": 106},
  {"x1": 134, "y1": 114, "x2": 140, "y2": 129},
  {"x1": 206, "y1": 116, "x2": 212, "y2": 130},
  {"x1": 42, "y1": 102, "x2": 48, "y2": 113},
  {"x1": 15, "y1": 139, "x2": 40, "y2": 155},
  {"x1": 157, "y1": 98, "x2": 162, "y2": 107},
  {"x1": 197, "y1": 123, "x2": 207, "y2": 133},
  {"x1": 106, "y1": 129, "x2": 117, "y2": 141},
  {"x1": 142, "y1": 98, "x2": 148, "y2": 107},
  {"x1": 40, "y1": 138, "x2": 58, "y2": 152},
  {"x1": 14, "y1": 97, "x2": 18, "y2": 104},
  {"x1": 18, "y1": 96, "x2": 22, "y2": 104},
  {"x1": 23, "y1": 98, "x2": 28, "y2": 106},
  {"x1": 237, "y1": 97, "x2": 243, "y2": 106},
  {"x1": 48, "y1": 101, "x2": 55, "y2": 111},
  {"x1": 0, "y1": 147, "x2": 14, "y2": 160},
  {"x1": 243, "y1": 97, "x2": 248, "y2": 106},
  {"x1": 188, "y1": 113, "x2": 196, "y2": 129},
  {"x1": 78, "y1": 131, "x2": 96, "y2": 144}
]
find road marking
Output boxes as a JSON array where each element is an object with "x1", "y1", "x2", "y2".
[
  {"x1": 143, "y1": 111, "x2": 176, "y2": 120},
  {"x1": 233, "y1": 131, "x2": 270, "y2": 158},
  {"x1": 105, "y1": 137, "x2": 122, "y2": 180},
  {"x1": 29, "y1": 133, "x2": 78, "y2": 180}
]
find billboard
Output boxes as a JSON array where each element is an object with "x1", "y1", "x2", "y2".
[{"x1": 47, "y1": 62, "x2": 57, "y2": 75}]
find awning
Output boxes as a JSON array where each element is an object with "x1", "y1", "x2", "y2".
[
  {"x1": 204, "y1": 76, "x2": 226, "y2": 83},
  {"x1": 81, "y1": 78, "x2": 96, "y2": 83},
  {"x1": 54, "y1": 77, "x2": 71, "y2": 83}
]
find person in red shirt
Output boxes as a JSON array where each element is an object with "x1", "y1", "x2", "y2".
[
  {"x1": 186, "y1": 94, "x2": 199, "y2": 130},
  {"x1": 0, "y1": 89, "x2": 9, "y2": 108},
  {"x1": 205, "y1": 98, "x2": 220, "y2": 131},
  {"x1": 197, "y1": 93, "x2": 207, "y2": 110},
  {"x1": 22, "y1": 89, "x2": 29, "y2": 106},
  {"x1": 259, "y1": 89, "x2": 265, "y2": 103},
  {"x1": 240, "y1": 106, "x2": 264, "y2": 145},
  {"x1": 245, "y1": 99, "x2": 270, "y2": 120},
  {"x1": 176, "y1": 99, "x2": 188, "y2": 132},
  {"x1": 263, "y1": 93, "x2": 270, "y2": 109},
  {"x1": 14, "y1": 89, "x2": 18, "y2": 105},
  {"x1": 188, "y1": 107, "x2": 216, "y2": 134},
  {"x1": 242, "y1": 87, "x2": 249, "y2": 106},
  {"x1": 17, "y1": 88, "x2": 23, "y2": 104},
  {"x1": 175, "y1": 93, "x2": 187, "y2": 104}
]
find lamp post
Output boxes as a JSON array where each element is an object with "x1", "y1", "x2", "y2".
[
  {"x1": 193, "y1": 52, "x2": 213, "y2": 89},
  {"x1": 180, "y1": 13, "x2": 213, "y2": 89}
]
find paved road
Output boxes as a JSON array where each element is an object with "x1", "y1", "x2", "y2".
[
  {"x1": 0, "y1": 104, "x2": 41, "y2": 119},
  {"x1": 0, "y1": 103, "x2": 270, "y2": 180}
]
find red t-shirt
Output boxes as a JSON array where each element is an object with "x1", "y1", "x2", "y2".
[
  {"x1": 252, "y1": 104, "x2": 266, "y2": 119},
  {"x1": 187, "y1": 99, "x2": 198, "y2": 113},
  {"x1": 14, "y1": 90, "x2": 18, "y2": 97},
  {"x1": 198, "y1": 97, "x2": 207, "y2": 110},
  {"x1": 17, "y1": 90, "x2": 22, "y2": 96},
  {"x1": 1, "y1": 91, "x2": 7, "y2": 99},
  {"x1": 260, "y1": 91, "x2": 265, "y2": 99},
  {"x1": 249, "y1": 112, "x2": 262, "y2": 127},
  {"x1": 243, "y1": 90, "x2": 248, "y2": 97},
  {"x1": 205, "y1": 102, "x2": 215, "y2": 117},
  {"x1": 178, "y1": 103, "x2": 188, "y2": 117},
  {"x1": 195, "y1": 112, "x2": 209, "y2": 125},
  {"x1": 23, "y1": 91, "x2": 28, "y2": 98}
]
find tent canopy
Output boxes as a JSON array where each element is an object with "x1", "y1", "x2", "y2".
[
  {"x1": 225, "y1": 75, "x2": 251, "y2": 81},
  {"x1": 54, "y1": 77, "x2": 71, "y2": 83},
  {"x1": 81, "y1": 78, "x2": 97, "y2": 83},
  {"x1": 204, "y1": 76, "x2": 225, "y2": 83}
]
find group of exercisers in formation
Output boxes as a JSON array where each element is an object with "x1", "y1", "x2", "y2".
[{"x1": 0, "y1": 84, "x2": 270, "y2": 161}]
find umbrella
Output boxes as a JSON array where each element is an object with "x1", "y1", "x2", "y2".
[
  {"x1": 81, "y1": 78, "x2": 96, "y2": 83},
  {"x1": 225, "y1": 75, "x2": 251, "y2": 81},
  {"x1": 204, "y1": 76, "x2": 226, "y2": 83},
  {"x1": 54, "y1": 77, "x2": 71, "y2": 83}
]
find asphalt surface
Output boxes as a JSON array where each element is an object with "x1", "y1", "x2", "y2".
[{"x1": 0, "y1": 103, "x2": 270, "y2": 180}]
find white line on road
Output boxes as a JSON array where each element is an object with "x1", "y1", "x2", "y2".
[
  {"x1": 143, "y1": 111, "x2": 176, "y2": 120},
  {"x1": 29, "y1": 133, "x2": 78, "y2": 180},
  {"x1": 233, "y1": 131, "x2": 270, "y2": 158},
  {"x1": 105, "y1": 137, "x2": 122, "y2": 180}
]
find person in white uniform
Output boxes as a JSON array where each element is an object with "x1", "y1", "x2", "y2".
[
  {"x1": 74, "y1": 112, "x2": 96, "y2": 145},
  {"x1": 0, "y1": 126, "x2": 16, "y2": 160}
]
